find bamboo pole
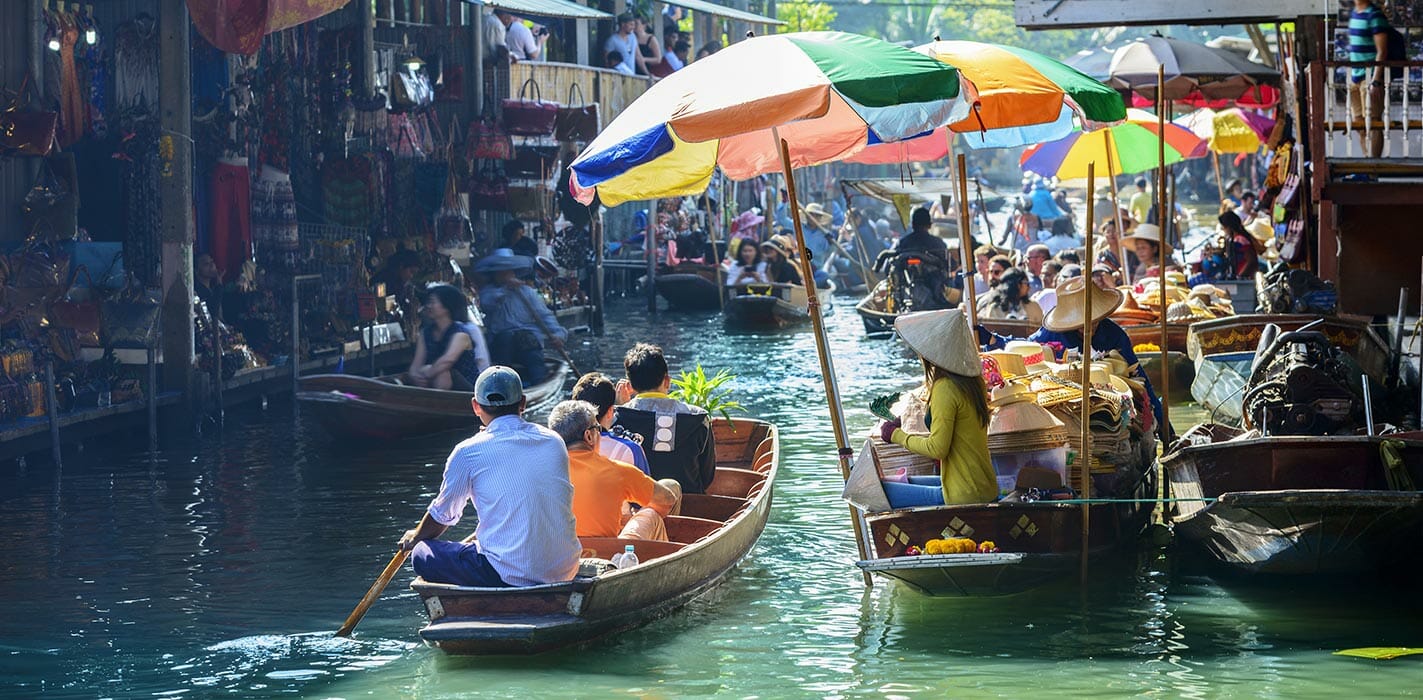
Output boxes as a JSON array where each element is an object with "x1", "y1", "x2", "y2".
[
  {"x1": 1212, "y1": 152, "x2": 1226, "y2": 209},
  {"x1": 704, "y1": 173, "x2": 726, "y2": 310},
  {"x1": 951, "y1": 147, "x2": 978, "y2": 325},
  {"x1": 774, "y1": 132, "x2": 870, "y2": 585},
  {"x1": 1080, "y1": 161, "x2": 1095, "y2": 583},
  {"x1": 1105, "y1": 144, "x2": 1130, "y2": 286},
  {"x1": 1157, "y1": 67, "x2": 1172, "y2": 445}
]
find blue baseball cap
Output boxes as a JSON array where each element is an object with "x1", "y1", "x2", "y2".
[{"x1": 475, "y1": 366, "x2": 524, "y2": 407}]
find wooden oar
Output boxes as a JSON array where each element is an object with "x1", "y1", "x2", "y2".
[{"x1": 335, "y1": 549, "x2": 410, "y2": 637}]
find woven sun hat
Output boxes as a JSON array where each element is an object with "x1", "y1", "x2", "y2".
[
  {"x1": 801, "y1": 202, "x2": 834, "y2": 226},
  {"x1": 1189, "y1": 283, "x2": 1229, "y2": 302},
  {"x1": 1246, "y1": 216, "x2": 1275, "y2": 247},
  {"x1": 990, "y1": 388, "x2": 1066, "y2": 435},
  {"x1": 760, "y1": 237, "x2": 793, "y2": 259},
  {"x1": 1122, "y1": 223, "x2": 1173, "y2": 254},
  {"x1": 1043, "y1": 277, "x2": 1125, "y2": 332},
  {"x1": 473, "y1": 248, "x2": 535, "y2": 274},
  {"x1": 1165, "y1": 270, "x2": 1188, "y2": 288},
  {"x1": 1090, "y1": 362, "x2": 1132, "y2": 395},
  {"x1": 1099, "y1": 354, "x2": 1133, "y2": 379},
  {"x1": 983, "y1": 350, "x2": 1029, "y2": 379},
  {"x1": 989, "y1": 382, "x2": 1037, "y2": 408},
  {"x1": 894, "y1": 309, "x2": 980, "y2": 378},
  {"x1": 1004, "y1": 341, "x2": 1052, "y2": 375},
  {"x1": 1132, "y1": 280, "x2": 1188, "y2": 310}
]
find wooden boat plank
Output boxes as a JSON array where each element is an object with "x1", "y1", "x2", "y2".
[{"x1": 705, "y1": 468, "x2": 765, "y2": 499}]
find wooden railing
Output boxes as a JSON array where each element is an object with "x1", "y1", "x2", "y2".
[
  {"x1": 1312, "y1": 59, "x2": 1423, "y2": 162},
  {"x1": 510, "y1": 62, "x2": 652, "y2": 128}
]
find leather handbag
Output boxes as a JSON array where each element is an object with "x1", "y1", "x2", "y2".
[
  {"x1": 508, "y1": 144, "x2": 560, "y2": 181},
  {"x1": 502, "y1": 79, "x2": 558, "y2": 136},
  {"x1": 469, "y1": 167, "x2": 509, "y2": 211},
  {"x1": 555, "y1": 83, "x2": 600, "y2": 142},
  {"x1": 1279, "y1": 218, "x2": 1308, "y2": 265},
  {"x1": 22, "y1": 154, "x2": 79, "y2": 240},
  {"x1": 49, "y1": 267, "x2": 101, "y2": 347},
  {"x1": 467, "y1": 110, "x2": 514, "y2": 161},
  {"x1": 436, "y1": 63, "x2": 464, "y2": 103},
  {"x1": 508, "y1": 184, "x2": 546, "y2": 219},
  {"x1": 0, "y1": 75, "x2": 58, "y2": 158},
  {"x1": 100, "y1": 277, "x2": 162, "y2": 350}
]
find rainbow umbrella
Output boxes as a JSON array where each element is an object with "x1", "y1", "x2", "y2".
[
  {"x1": 569, "y1": 31, "x2": 959, "y2": 207},
  {"x1": 915, "y1": 40, "x2": 1127, "y2": 149},
  {"x1": 1176, "y1": 107, "x2": 1275, "y2": 154},
  {"x1": 1019, "y1": 109, "x2": 1205, "y2": 180}
]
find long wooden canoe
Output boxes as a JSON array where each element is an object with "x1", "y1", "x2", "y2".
[
  {"x1": 656, "y1": 265, "x2": 722, "y2": 311},
  {"x1": 411, "y1": 417, "x2": 778, "y2": 654},
  {"x1": 1163, "y1": 424, "x2": 1423, "y2": 576},
  {"x1": 295, "y1": 359, "x2": 569, "y2": 441},
  {"x1": 1185, "y1": 314, "x2": 1390, "y2": 380},
  {"x1": 724, "y1": 283, "x2": 828, "y2": 329}
]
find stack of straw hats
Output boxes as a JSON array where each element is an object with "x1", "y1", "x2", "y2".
[{"x1": 987, "y1": 383, "x2": 1069, "y2": 453}]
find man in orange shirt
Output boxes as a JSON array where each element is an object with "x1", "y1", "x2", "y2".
[{"x1": 548, "y1": 401, "x2": 681, "y2": 541}]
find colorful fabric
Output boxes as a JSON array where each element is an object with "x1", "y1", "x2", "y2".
[
  {"x1": 1020, "y1": 109, "x2": 1205, "y2": 180},
  {"x1": 187, "y1": 0, "x2": 350, "y2": 56},
  {"x1": 1349, "y1": 5, "x2": 1389, "y2": 82},
  {"x1": 1176, "y1": 108, "x2": 1275, "y2": 154},
  {"x1": 210, "y1": 162, "x2": 253, "y2": 284},
  {"x1": 568, "y1": 449, "x2": 657, "y2": 538},
  {"x1": 570, "y1": 32, "x2": 960, "y2": 206}
]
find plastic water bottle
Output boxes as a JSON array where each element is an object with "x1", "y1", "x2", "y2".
[{"x1": 611, "y1": 544, "x2": 639, "y2": 569}]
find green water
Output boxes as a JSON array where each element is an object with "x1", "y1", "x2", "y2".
[{"x1": 1, "y1": 297, "x2": 1420, "y2": 699}]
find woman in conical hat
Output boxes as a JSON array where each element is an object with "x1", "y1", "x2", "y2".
[
  {"x1": 878, "y1": 309, "x2": 998, "y2": 507},
  {"x1": 979, "y1": 277, "x2": 1164, "y2": 432}
]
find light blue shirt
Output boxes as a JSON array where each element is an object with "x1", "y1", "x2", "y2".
[{"x1": 479, "y1": 282, "x2": 568, "y2": 343}]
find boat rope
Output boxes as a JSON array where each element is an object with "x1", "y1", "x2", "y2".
[{"x1": 1022, "y1": 497, "x2": 1217, "y2": 505}]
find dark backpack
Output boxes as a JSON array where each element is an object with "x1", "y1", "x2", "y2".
[{"x1": 1386, "y1": 25, "x2": 1407, "y2": 80}]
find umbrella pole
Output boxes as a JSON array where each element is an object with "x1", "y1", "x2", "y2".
[
  {"x1": 1212, "y1": 152, "x2": 1226, "y2": 208},
  {"x1": 1156, "y1": 68, "x2": 1172, "y2": 446},
  {"x1": 951, "y1": 144, "x2": 978, "y2": 326},
  {"x1": 704, "y1": 174, "x2": 726, "y2": 310},
  {"x1": 774, "y1": 133, "x2": 870, "y2": 586},
  {"x1": 1106, "y1": 144, "x2": 1130, "y2": 286},
  {"x1": 1080, "y1": 161, "x2": 1096, "y2": 585}
]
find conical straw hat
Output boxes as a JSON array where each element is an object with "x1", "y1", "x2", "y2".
[
  {"x1": 894, "y1": 309, "x2": 979, "y2": 377},
  {"x1": 1043, "y1": 277, "x2": 1124, "y2": 332}
]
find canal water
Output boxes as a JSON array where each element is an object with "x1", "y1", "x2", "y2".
[{"x1": 3, "y1": 296, "x2": 1421, "y2": 699}]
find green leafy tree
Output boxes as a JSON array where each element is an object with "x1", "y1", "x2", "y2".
[{"x1": 778, "y1": 0, "x2": 838, "y2": 33}]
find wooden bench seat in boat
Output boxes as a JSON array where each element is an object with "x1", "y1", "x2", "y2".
[
  {"x1": 665, "y1": 515, "x2": 723, "y2": 544},
  {"x1": 680, "y1": 493, "x2": 746, "y2": 522},
  {"x1": 705, "y1": 467, "x2": 766, "y2": 499}
]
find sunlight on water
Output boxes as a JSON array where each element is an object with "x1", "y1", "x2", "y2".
[{"x1": 1, "y1": 297, "x2": 1421, "y2": 698}]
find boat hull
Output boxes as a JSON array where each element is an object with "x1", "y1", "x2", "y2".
[
  {"x1": 1185, "y1": 314, "x2": 1390, "y2": 381},
  {"x1": 657, "y1": 271, "x2": 722, "y2": 311},
  {"x1": 296, "y1": 359, "x2": 568, "y2": 441},
  {"x1": 1164, "y1": 428, "x2": 1423, "y2": 575},
  {"x1": 411, "y1": 419, "x2": 779, "y2": 654},
  {"x1": 1121, "y1": 321, "x2": 1191, "y2": 353}
]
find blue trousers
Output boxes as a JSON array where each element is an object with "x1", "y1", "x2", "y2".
[
  {"x1": 882, "y1": 476, "x2": 946, "y2": 509},
  {"x1": 412, "y1": 540, "x2": 509, "y2": 587},
  {"x1": 489, "y1": 330, "x2": 548, "y2": 385}
]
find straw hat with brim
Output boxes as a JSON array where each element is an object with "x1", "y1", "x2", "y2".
[
  {"x1": 989, "y1": 382, "x2": 1037, "y2": 408},
  {"x1": 1122, "y1": 223, "x2": 1173, "y2": 254},
  {"x1": 1090, "y1": 363, "x2": 1133, "y2": 395},
  {"x1": 760, "y1": 239, "x2": 793, "y2": 259},
  {"x1": 1004, "y1": 341, "x2": 1052, "y2": 375},
  {"x1": 473, "y1": 248, "x2": 535, "y2": 274},
  {"x1": 1043, "y1": 277, "x2": 1125, "y2": 332},
  {"x1": 990, "y1": 399, "x2": 1067, "y2": 436},
  {"x1": 1165, "y1": 271, "x2": 1187, "y2": 287},
  {"x1": 983, "y1": 351, "x2": 1029, "y2": 379},
  {"x1": 1133, "y1": 284, "x2": 1188, "y2": 310},
  {"x1": 1246, "y1": 217, "x2": 1274, "y2": 251},
  {"x1": 801, "y1": 202, "x2": 834, "y2": 226},
  {"x1": 894, "y1": 309, "x2": 980, "y2": 377}
]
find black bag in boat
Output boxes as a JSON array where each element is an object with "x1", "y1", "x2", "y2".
[{"x1": 612, "y1": 404, "x2": 717, "y2": 495}]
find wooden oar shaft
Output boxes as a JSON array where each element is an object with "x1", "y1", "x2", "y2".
[
  {"x1": 1081, "y1": 162, "x2": 1095, "y2": 584},
  {"x1": 1105, "y1": 145, "x2": 1130, "y2": 286},
  {"x1": 953, "y1": 151, "x2": 977, "y2": 326},
  {"x1": 335, "y1": 549, "x2": 410, "y2": 637},
  {"x1": 1157, "y1": 67, "x2": 1172, "y2": 446}
]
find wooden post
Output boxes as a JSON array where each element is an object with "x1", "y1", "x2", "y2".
[
  {"x1": 471, "y1": 0, "x2": 484, "y2": 111},
  {"x1": 1156, "y1": 67, "x2": 1171, "y2": 445},
  {"x1": 704, "y1": 173, "x2": 726, "y2": 309},
  {"x1": 951, "y1": 147, "x2": 977, "y2": 325},
  {"x1": 1105, "y1": 146, "x2": 1130, "y2": 285},
  {"x1": 1080, "y1": 162, "x2": 1095, "y2": 582},
  {"x1": 775, "y1": 132, "x2": 868, "y2": 585},
  {"x1": 159, "y1": 0, "x2": 195, "y2": 402},
  {"x1": 45, "y1": 360, "x2": 61, "y2": 466},
  {"x1": 361, "y1": 0, "x2": 376, "y2": 96},
  {"x1": 592, "y1": 214, "x2": 606, "y2": 333}
]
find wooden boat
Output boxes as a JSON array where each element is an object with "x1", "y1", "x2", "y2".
[
  {"x1": 555, "y1": 304, "x2": 594, "y2": 334},
  {"x1": 1163, "y1": 424, "x2": 1423, "y2": 576},
  {"x1": 1119, "y1": 319, "x2": 1191, "y2": 353},
  {"x1": 855, "y1": 280, "x2": 1029, "y2": 339},
  {"x1": 1186, "y1": 313, "x2": 1390, "y2": 381},
  {"x1": 1136, "y1": 350, "x2": 1195, "y2": 400},
  {"x1": 295, "y1": 359, "x2": 569, "y2": 440},
  {"x1": 656, "y1": 264, "x2": 722, "y2": 311},
  {"x1": 411, "y1": 417, "x2": 779, "y2": 654},
  {"x1": 724, "y1": 282, "x2": 827, "y2": 329}
]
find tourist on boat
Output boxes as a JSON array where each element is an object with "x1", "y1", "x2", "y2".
[
  {"x1": 475, "y1": 249, "x2": 566, "y2": 386},
  {"x1": 551, "y1": 400, "x2": 682, "y2": 541},
  {"x1": 726, "y1": 238, "x2": 768, "y2": 287},
  {"x1": 1223, "y1": 179, "x2": 1244, "y2": 207},
  {"x1": 572, "y1": 372, "x2": 650, "y2": 475},
  {"x1": 1093, "y1": 218, "x2": 1125, "y2": 278},
  {"x1": 398, "y1": 366, "x2": 580, "y2": 588},
  {"x1": 408, "y1": 283, "x2": 491, "y2": 390},
  {"x1": 1122, "y1": 223, "x2": 1173, "y2": 281},
  {"x1": 877, "y1": 309, "x2": 997, "y2": 507},
  {"x1": 1024, "y1": 244, "x2": 1051, "y2": 293},
  {"x1": 987, "y1": 254, "x2": 1013, "y2": 285},
  {"x1": 1041, "y1": 218, "x2": 1079, "y2": 257},
  {"x1": 1032, "y1": 260, "x2": 1064, "y2": 314},
  {"x1": 759, "y1": 238, "x2": 803, "y2": 286},
  {"x1": 977, "y1": 268, "x2": 1044, "y2": 326},
  {"x1": 502, "y1": 220, "x2": 540, "y2": 259},
  {"x1": 612, "y1": 343, "x2": 717, "y2": 494},
  {"x1": 873, "y1": 207, "x2": 952, "y2": 310},
  {"x1": 1211, "y1": 211, "x2": 1261, "y2": 281},
  {"x1": 800, "y1": 203, "x2": 836, "y2": 287},
  {"x1": 980, "y1": 278, "x2": 1163, "y2": 429},
  {"x1": 882, "y1": 207, "x2": 948, "y2": 264},
  {"x1": 1129, "y1": 177, "x2": 1152, "y2": 225}
]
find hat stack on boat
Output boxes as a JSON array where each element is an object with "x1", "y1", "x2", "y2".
[
  {"x1": 987, "y1": 383, "x2": 1070, "y2": 492},
  {"x1": 1030, "y1": 362, "x2": 1136, "y2": 480}
]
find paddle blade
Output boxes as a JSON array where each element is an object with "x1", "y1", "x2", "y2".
[
  {"x1": 1334, "y1": 647, "x2": 1423, "y2": 660},
  {"x1": 335, "y1": 550, "x2": 410, "y2": 638}
]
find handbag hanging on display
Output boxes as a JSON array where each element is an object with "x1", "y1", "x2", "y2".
[
  {"x1": 507, "y1": 184, "x2": 547, "y2": 220},
  {"x1": 508, "y1": 144, "x2": 560, "y2": 181},
  {"x1": 502, "y1": 79, "x2": 558, "y2": 136},
  {"x1": 49, "y1": 266, "x2": 101, "y2": 347},
  {"x1": 554, "y1": 83, "x2": 600, "y2": 143},
  {"x1": 469, "y1": 167, "x2": 509, "y2": 211},
  {"x1": 0, "y1": 74, "x2": 58, "y2": 158},
  {"x1": 467, "y1": 103, "x2": 514, "y2": 161},
  {"x1": 100, "y1": 275, "x2": 162, "y2": 350},
  {"x1": 22, "y1": 153, "x2": 80, "y2": 241}
]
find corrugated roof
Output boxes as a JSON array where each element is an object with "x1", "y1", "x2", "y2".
[
  {"x1": 663, "y1": 0, "x2": 784, "y2": 25},
  {"x1": 480, "y1": 0, "x2": 612, "y2": 21}
]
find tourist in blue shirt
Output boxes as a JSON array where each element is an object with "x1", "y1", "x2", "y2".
[{"x1": 1349, "y1": 0, "x2": 1391, "y2": 157}]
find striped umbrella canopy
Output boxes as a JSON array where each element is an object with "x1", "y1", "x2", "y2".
[
  {"x1": 569, "y1": 32, "x2": 960, "y2": 206},
  {"x1": 844, "y1": 127, "x2": 950, "y2": 164},
  {"x1": 1176, "y1": 107, "x2": 1276, "y2": 154},
  {"x1": 1019, "y1": 109, "x2": 1205, "y2": 179},
  {"x1": 914, "y1": 40, "x2": 1127, "y2": 149},
  {"x1": 1109, "y1": 35, "x2": 1279, "y2": 102}
]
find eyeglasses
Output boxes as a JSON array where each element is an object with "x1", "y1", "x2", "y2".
[{"x1": 990, "y1": 267, "x2": 1005, "y2": 277}]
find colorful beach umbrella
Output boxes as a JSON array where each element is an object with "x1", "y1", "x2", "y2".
[
  {"x1": 1129, "y1": 84, "x2": 1280, "y2": 110},
  {"x1": 569, "y1": 31, "x2": 959, "y2": 206},
  {"x1": 915, "y1": 40, "x2": 1127, "y2": 149},
  {"x1": 1019, "y1": 109, "x2": 1205, "y2": 180},
  {"x1": 844, "y1": 127, "x2": 950, "y2": 164},
  {"x1": 1109, "y1": 35, "x2": 1279, "y2": 102},
  {"x1": 1176, "y1": 108, "x2": 1275, "y2": 154}
]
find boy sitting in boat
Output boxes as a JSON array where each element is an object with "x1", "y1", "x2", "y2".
[
  {"x1": 572, "y1": 372, "x2": 650, "y2": 475},
  {"x1": 612, "y1": 343, "x2": 718, "y2": 494},
  {"x1": 550, "y1": 400, "x2": 683, "y2": 541},
  {"x1": 398, "y1": 366, "x2": 580, "y2": 587}
]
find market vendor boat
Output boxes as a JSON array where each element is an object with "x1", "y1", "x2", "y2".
[
  {"x1": 411, "y1": 417, "x2": 779, "y2": 654},
  {"x1": 295, "y1": 358, "x2": 569, "y2": 441},
  {"x1": 656, "y1": 263, "x2": 722, "y2": 311},
  {"x1": 1163, "y1": 424, "x2": 1423, "y2": 576},
  {"x1": 724, "y1": 282, "x2": 829, "y2": 329}
]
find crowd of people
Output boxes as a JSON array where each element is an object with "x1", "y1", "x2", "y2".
[
  {"x1": 484, "y1": 6, "x2": 719, "y2": 78},
  {"x1": 398, "y1": 342, "x2": 718, "y2": 588}
]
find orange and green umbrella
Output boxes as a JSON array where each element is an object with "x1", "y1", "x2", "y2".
[
  {"x1": 569, "y1": 31, "x2": 960, "y2": 206},
  {"x1": 1019, "y1": 109, "x2": 1205, "y2": 179}
]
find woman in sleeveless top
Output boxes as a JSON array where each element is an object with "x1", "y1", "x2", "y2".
[
  {"x1": 633, "y1": 16, "x2": 665, "y2": 77},
  {"x1": 409, "y1": 283, "x2": 490, "y2": 391}
]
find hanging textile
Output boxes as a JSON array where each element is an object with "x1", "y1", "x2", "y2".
[
  {"x1": 211, "y1": 161, "x2": 254, "y2": 283},
  {"x1": 114, "y1": 14, "x2": 159, "y2": 117},
  {"x1": 187, "y1": 0, "x2": 351, "y2": 56}
]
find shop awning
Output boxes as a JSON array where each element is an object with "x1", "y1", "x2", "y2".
[
  {"x1": 477, "y1": 0, "x2": 612, "y2": 21},
  {"x1": 662, "y1": 0, "x2": 784, "y2": 26}
]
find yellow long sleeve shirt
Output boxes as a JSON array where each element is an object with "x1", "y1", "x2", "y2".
[{"x1": 890, "y1": 377, "x2": 998, "y2": 505}]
